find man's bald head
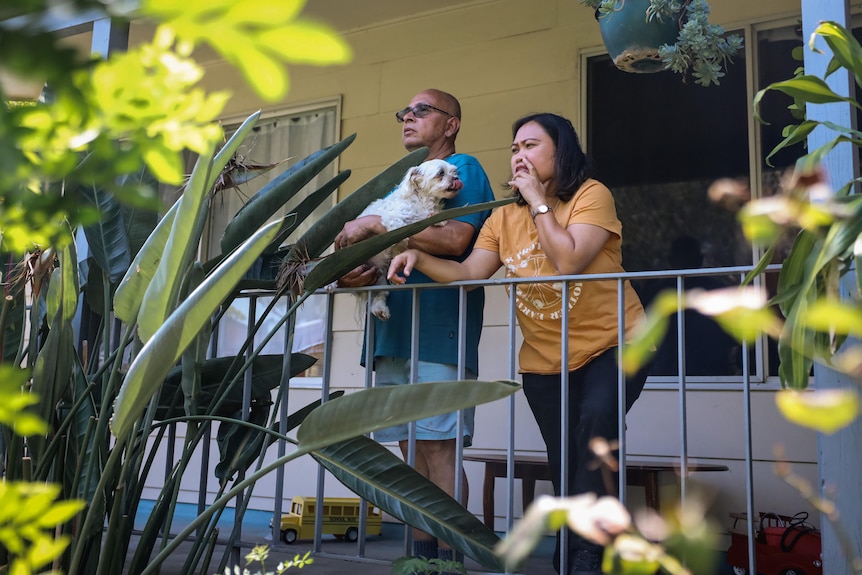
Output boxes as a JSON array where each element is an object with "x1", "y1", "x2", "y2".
[{"x1": 420, "y1": 89, "x2": 461, "y2": 120}]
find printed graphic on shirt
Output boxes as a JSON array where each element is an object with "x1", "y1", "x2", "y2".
[{"x1": 504, "y1": 241, "x2": 582, "y2": 321}]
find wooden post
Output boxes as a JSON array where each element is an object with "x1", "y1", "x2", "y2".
[{"x1": 800, "y1": 1, "x2": 862, "y2": 573}]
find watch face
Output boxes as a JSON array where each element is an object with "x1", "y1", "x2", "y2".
[{"x1": 531, "y1": 204, "x2": 550, "y2": 220}]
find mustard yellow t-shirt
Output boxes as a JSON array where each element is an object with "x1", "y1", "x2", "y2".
[{"x1": 474, "y1": 179, "x2": 645, "y2": 374}]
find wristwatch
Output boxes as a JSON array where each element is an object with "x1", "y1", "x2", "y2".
[{"x1": 531, "y1": 204, "x2": 551, "y2": 220}]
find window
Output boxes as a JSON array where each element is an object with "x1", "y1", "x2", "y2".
[
  {"x1": 584, "y1": 25, "x2": 803, "y2": 382},
  {"x1": 209, "y1": 102, "x2": 340, "y2": 383}
]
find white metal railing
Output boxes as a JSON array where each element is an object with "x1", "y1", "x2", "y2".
[{"x1": 298, "y1": 263, "x2": 783, "y2": 572}]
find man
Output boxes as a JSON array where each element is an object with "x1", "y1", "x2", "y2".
[{"x1": 335, "y1": 89, "x2": 494, "y2": 562}]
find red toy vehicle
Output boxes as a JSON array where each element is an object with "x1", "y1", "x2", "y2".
[{"x1": 726, "y1": 512, "x2": 822, "y2": 575}]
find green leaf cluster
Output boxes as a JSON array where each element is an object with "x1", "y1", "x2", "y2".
[
  {"x1": 0, "y1": 482, "x2": 85, "y2": 575},
  {"x1": 141, "y1": 0, "x2": 351, "y2": 102},
  {"x1": 746, "y1": 21, "x2": 862, "y2": 398},
  {"x1": 0, "y1": 0, "x2": 350, "y2": 254},
  {"x1": 627, "y1": 20, "x2": 862, "y2": 436},
  {"x1": 0, "y1": 366, "x2": 46, "y2": 436}
]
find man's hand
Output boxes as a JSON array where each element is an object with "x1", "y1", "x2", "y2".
[
  {"x1": 334, "y1": 215, "x2": 385, "y2": 250},
  {"x1": 337, "y1": 263, "x2": 379, "y2": 288}
]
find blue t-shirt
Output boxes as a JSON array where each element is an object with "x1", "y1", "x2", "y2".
[{"x1": 364, "y1": 153, "x2": 495, "y2": 373}]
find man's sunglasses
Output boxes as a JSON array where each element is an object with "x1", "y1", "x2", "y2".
[{"x1": 395, "y1": 103, "x2": 454, "y2": 123}]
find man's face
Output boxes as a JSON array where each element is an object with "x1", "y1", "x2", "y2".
[{"x1": 400, "y1": 92, "x2": 454, "y2": 151}]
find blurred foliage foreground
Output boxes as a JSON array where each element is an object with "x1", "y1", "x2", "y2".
[{"x1": 2, "y1": 0, "x2": 861, "y2": 573}]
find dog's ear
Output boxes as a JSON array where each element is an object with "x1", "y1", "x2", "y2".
[{"x1": 407, "y1": 166, "x2": 424, "y2": 194}]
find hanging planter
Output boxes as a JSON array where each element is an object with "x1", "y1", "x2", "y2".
[
  {"x1": 580, "y1": 0, "x2": 744, "y2": 86},
  {"x1": 595, "y1": 0, "x2": 680, "y2": 74}
]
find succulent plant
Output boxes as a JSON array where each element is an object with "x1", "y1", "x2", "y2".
[{"x1": 580, "y1": 0, "x2": 743, "y2": 86}]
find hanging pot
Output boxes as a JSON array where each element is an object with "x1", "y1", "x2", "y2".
[{"x1": 596, "y1": 0, "x2": 683, "y2": 74}]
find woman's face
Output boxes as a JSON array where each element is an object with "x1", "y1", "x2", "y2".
[{"x1": 511, "y1": 121, "x2": 556, "y2": 186}]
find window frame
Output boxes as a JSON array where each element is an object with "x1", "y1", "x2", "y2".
[{"x1": 578, "y1": 19, "x2": 813, "y2": 391}]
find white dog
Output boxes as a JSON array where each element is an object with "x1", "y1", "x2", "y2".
[{"x1": 358, "y1": 158, "x2": 463, "y2": 320}]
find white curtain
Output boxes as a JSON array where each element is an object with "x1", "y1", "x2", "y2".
[{"x1": 207, "y1": 109, "x2": 335, "y2": 256}]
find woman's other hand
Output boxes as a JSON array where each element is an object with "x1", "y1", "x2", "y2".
[{"x1": 387, "y1": 250, "x2": 420, "y2": 284}]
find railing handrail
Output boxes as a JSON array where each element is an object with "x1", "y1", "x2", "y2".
[{"x1": 231, "y1": 263, "x2": 782, "y2": 298}]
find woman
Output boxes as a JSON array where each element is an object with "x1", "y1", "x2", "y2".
[{"x1": 387, "y1": 113, "x2": 650, "y2": 574}]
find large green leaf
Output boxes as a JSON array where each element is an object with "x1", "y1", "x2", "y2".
[
  {"x1": 288, "y1": 147, "x2": 430, "y2": 261},
  {"x1": 812, "y1": 202, "x2": 862, "y2": 271},
  {"x1": 113, "y1": 201, "x2": 179, "y2": 324},
  {"x1": 295, "y1": 379, "x2": 520, "y2": 565},
  {"x1": 30, "y1": 239, "x2": 79, "y2": 461},
  {"x1": 768, "y1": 75, "x2": 855, "y2": 105},
  {"x1": 79, "y1": 183, "x2": 132, "y2": 283},
  {"x1": 814, "y1": 21, "x2": 862, "y2": 90},
  {"x1": 111, "y1": 220, "x2": 281, "y2": 440},
  {"x1": 120, "y1": 168, "x2": 162, "y2": 257},
  {"x1": 764, "y1": 121, "x2": 816, "y2": 167},
  {"x1": 775, "y1": 230, "x2": 816, "y2": 317},
  {"x1": 314, "y1": 437, "x2": 504, "y2": 570},
  {"x1": 264, "y1": 169, "x2": 351, "y2": 253},
  {"x1": 301, "y1": 198, "x2": 516, "y2": 294},
  {"x1": 181, "y1": 266, "x2": 209, "y2": 416},
  {"x1": 220, "y1": 133, "x2": 357, "y2": 255},
  {"x1": 141, "y1": 380, "x2": 518, "y2": 575},
  {"x1": 137, "y1": 142, "x2": 217, "y2": 343},
  {"x1": 126, "y1": 474, "x2": 180, "y2": 575},
  {"x1": 297, "y1": 380, "x2": 520, "y2": 568},
  {"x1": 48, "y1": 235, "x2": 79, "y2": 326},
  {"x1": 216, "y1": 402, "x2": 270, "y2": 482},
  {"x1": 297, "y1": 379, "x2": 519, "y2": 452},
  {"x1": 131, "y1": 114, "x2": 262, "y2": 338},
  {"x1": 155, "y1": 354, "x2": 315, "y2": 419},
  {"x1": 774, "y1": 199, "x2": 862, "y2": 388},
  {"x1": 215, "y1": 390, "x2": 344, "y2": 483}
]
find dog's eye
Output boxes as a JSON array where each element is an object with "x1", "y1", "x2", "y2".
[{"x1": 437, "y1": 169, "x2": 445, "y2": 178}]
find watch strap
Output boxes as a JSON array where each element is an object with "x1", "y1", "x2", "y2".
[{"x1": 531, "y1": 204, "x2": 551, "y2": 220}]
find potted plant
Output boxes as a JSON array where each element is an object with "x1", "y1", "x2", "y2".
[{"x1": 580, "y1": 0, "x2": 743, "y2": 86}]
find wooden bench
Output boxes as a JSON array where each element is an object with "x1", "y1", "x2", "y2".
[{"x1": 463, "y1": 452, "x2": 729, "y2": 529}]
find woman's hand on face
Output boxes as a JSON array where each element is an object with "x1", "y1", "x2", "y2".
[
  {"x1": 508, "y1": 158, "x2": 545, "y2": 206},
  {"x1": 387, "y1": 250, "x2": 419, "y2": 285}
]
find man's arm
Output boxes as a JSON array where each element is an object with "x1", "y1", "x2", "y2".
[
  {"x1": 334, "y1": 215, "x2": 385, "y2": 250},
  {"x1": 406, "y1": 220, "x2": 474, "y2": 257}
]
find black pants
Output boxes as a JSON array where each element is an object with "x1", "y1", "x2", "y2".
[{"x1": 522, "y1": 347, "x2": 650, "y2": 572}]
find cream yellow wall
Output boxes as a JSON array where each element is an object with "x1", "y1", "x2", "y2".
[
  {"x1": 188, "y1": 0, "x2": 805, "y2": 203},
  {"x1": 129, "y1": 0, "x2": 831, "y2": 537}
]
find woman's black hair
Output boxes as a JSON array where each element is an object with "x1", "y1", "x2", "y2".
[{"x1": 511, "y1": 113, "x2": 595, "y2": 205}]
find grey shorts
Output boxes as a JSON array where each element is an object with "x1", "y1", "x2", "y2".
[{"x1": 372, "y1": 357, "x2": 476, "y2": 446}]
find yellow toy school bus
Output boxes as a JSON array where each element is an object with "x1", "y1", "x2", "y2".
[{"x1": 278, "y1": 496, "x2": 382, "y2": 544}]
